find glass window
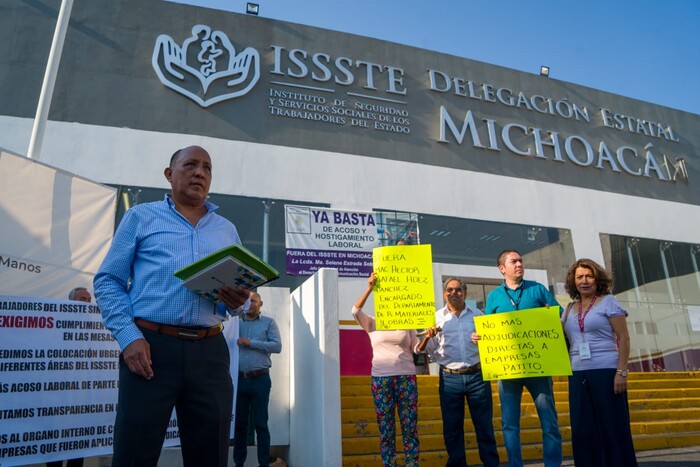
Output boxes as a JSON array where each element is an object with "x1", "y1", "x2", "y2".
[
  {"x1": 601, "y1": 234, "x2": 700, "y2": 371},
  {"x1": 375, "y1": 211, "x2": 419, "y2": 245},
  {"x1": 111, "y1": 189, "x2": 576, "y2": 314},
  {"x1": 377, "y1": 209, "x2": 575, "y2": 297},
  {"x1": 113, "y1": 185, "x2": 328, "y2": 290}
]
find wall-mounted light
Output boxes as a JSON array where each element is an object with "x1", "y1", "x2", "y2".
[
  {"x1": 246, "y1": 3, "x2": 259, "y2": 15},
  {"x1": 121, "y1": 192, "x2": 131, "y2": 211},
  {"x1": 121, "y1": 187, "x2": 141, "y2": 211},
  {"x1": 540, "y1": 65, "x2": 550, "y2": 77}
]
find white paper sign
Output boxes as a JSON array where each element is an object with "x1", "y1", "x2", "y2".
[{"x1": 688, "y1": 305, "x2": 700, "y2": 332}]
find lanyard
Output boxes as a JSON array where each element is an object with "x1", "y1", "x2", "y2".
[
  {"x1": 504, "y1": 285, "x2": 523, "y2": 310},
  {"x1": 577, "y1": 294, "x2": 598, "y2": 333}
]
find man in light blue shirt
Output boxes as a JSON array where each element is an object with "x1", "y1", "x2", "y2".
[
  {"x1": 419, "y1": 278, "x2": 499, "y2": 467},
  {"x1": 94, "y1": 146, "x2": 250, "y2": 467},
  {"x1": 485, "y1": 249, "x2": 562, "y2": 467},
  {"x1": 233, "y1": 291, "x2": 282, "y2": 467}
]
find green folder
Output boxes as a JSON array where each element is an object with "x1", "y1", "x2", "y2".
[{"x1": 174, "y1": 245, "x2": 280, "y2": 302}]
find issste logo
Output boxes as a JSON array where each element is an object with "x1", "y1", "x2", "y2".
[{"x1": 152, "y1": 25, "x2": 260, "y2": 108}]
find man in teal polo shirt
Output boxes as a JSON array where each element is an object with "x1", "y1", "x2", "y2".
[{"x1": 485, "y1": 249, "x2": 562, "y2": 467}]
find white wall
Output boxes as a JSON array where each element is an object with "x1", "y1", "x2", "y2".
[
  {"x1": 257, "y1": 286, "x2": 291, "y2": 445},
  {"x1": 2, "y1": 116, "x2": 698, "y2": 265},
  {"x1": 289, "y1": 268, "x2": 341, "y2": 467}
]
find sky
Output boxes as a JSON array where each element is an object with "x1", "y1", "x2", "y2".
[{"x1": 168, "y1": 0, "x2": 700, "y2": 116}]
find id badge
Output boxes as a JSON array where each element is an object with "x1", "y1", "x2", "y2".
[{"x1": 578, "y1": 342, "x2": 591, "y2": 360}]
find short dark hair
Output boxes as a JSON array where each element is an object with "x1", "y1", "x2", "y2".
[
  {"x1": 564, "y1": 258, "x2": 614, "y2": 299},
  {"x1": 169, "y1": 148, "x2": 183, "y2": 167},
  {"x1": 497, "y1": 249, "x2": 521, "y2": 267}
]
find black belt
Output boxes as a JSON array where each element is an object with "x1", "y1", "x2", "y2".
[
  {"x1": 135, "y1": 318, "x2": 222, "y2": 340},
  {"x1": 441, "y1": 363, "x2": 481, "y2": 375},
  {"x1": 239, "y1": 368, "x2": 270, "y2": 379}
]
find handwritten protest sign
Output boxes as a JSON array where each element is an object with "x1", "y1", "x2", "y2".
[
  {"x1": 372, "y1": 244, "x2": 435, "y2": 330},
  {"x1": 474, "y1": 307, "x2": 571, "y2": 380}
]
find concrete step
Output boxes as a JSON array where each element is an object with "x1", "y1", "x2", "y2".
[
  {"x1": 342, "y1": 408, "x2": 700, "y2": 438},
  {"x1": 342, "y1": 441, "x2": 568, "y2": 467},
  {"x1": 342, "y1": 420, "x2": 700, "y2": 455},
  {"x1": 341, "y1": 372, "x2": 700, "y2": 465},
  {"x1": 342, "y1": 401, "x2": 700, "y2": 427},
  {"x1": 342, "y1": 433, "x2": 700, "y2": 467},
  {"x1": 341, "y1": 372, "x2": 700, "y2": 387},
  {"x1": 341, "y1": 389, "x2": 700, "y2": 414}
]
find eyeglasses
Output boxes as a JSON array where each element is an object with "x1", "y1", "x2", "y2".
[{"x1": 445, "y1": 287, "x2": 464, "y2": 294}]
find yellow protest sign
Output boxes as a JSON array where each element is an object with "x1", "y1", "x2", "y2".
[
  {"x1": 372, "y1": 244, "x2": 436, "y2": 330},
  {"x1": 474, "y1": 307, "x2": 571, "y2": 380}
]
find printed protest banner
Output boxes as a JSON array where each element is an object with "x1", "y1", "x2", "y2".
[
  {"x1": 474, "y1": 307, "x2": 571, "y2": 380},
  {"x1": 0, "y1": 296, "x2": 120, "y2": 465},
  {"x1": 285, "y1": 205, "x2": 379, "y2": 277},
  {"x1": 0, "y1": 296, "x2": 240, "y2": 466},
  {"x1": 372, "y1": 244, "x2": 435, "y2": 330}
]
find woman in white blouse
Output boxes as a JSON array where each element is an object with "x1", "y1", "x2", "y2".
[{"x1": 352, "y1": 272, "x2": 420, "y2": 467}]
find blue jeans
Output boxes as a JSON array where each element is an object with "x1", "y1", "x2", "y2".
[
  {"x1": 233, "y1": 372, "x2": 272, "y2": 467},
  {"x1": 499, "y1": 377, "x2": 562, "y2": 467},
  {"x1": 439, "y1": 370, "x2": 499, "y2": 467}
]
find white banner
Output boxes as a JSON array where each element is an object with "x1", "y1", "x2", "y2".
[
  {"x1": 0, "y1": 150, "x2": 116, "y2": 299},
  {"x1": 284, "y1": 205, "x2": 379, "y2": 277},
  {"x1": 0, "y1": 296, "x2": 240, "y2": 466},
  {"x1": 0, "y1": 296, "x2": 119, "y2": 465}
]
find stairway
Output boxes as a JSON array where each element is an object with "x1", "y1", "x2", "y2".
[{"x1": 341, "y1": 372, "x2": 700, "y2": 466}]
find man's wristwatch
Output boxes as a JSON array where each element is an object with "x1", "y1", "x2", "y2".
[{"x1": 616, "y1": 369, "x2": 628, "y2": 377}]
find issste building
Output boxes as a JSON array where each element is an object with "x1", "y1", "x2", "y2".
[{"x1": 1, "y1": 0, "x2": 699, "y2": 462}]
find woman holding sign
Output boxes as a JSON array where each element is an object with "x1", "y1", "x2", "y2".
[
  {"x1": 562, "y1": 259, "x2": 637, "y2": 466},
  {"x1": 352, "y1": 272, "x2": 420, "y2": 467}
]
